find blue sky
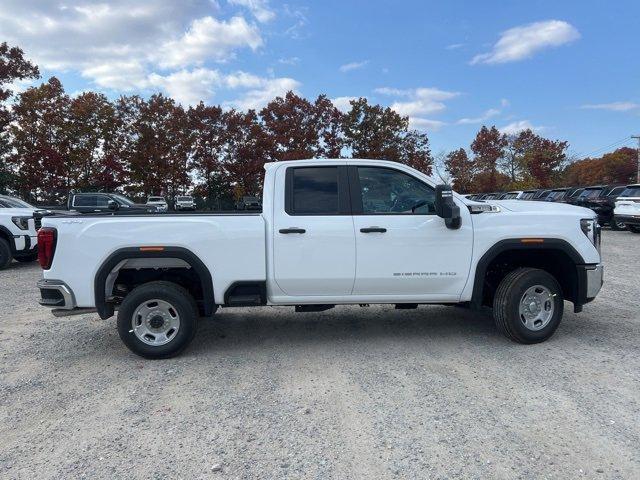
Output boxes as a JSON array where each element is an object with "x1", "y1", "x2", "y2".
[{"x1": 2, "y1": 0, "x2": 638, "y2": 157}]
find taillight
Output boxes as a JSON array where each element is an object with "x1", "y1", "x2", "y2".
[{"x1": 37, "y1": 227, "x2": 57, "y2": 269}]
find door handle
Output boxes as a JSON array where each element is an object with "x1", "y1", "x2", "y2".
[
  {"x1": 279, "y1": 228, "x2": 306, "y2": 234},
  {"x1": 360, "y1": 227, "x2": 387, "y2": 233}
]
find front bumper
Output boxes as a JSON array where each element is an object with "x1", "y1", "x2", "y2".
[
  {"x1": 37, "y1": 279, "x2": 76, "y2": 309},
  {"x1": 585, "y1": 264, "x2": 604, "y2": 299},
  {"x1": 13, "y1": 234, "x2": 38, "y2": 253}
]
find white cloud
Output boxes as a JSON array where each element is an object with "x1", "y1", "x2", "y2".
[
  {"x1": 228, "y1": 0, "x2": 275, "y2": 23},
  {"x1": 580, "y1": 102, "x2": 640, "y2": 112},
  {"x1": 457, "y1": 108, "x2": 501, "y2": 125},
  {"x1": 409, "y1": 118, "x2": 447, "y2": 131},
  {"x1": 81, "y1": 60, "x2": 149, "y2": 91},
  {"x1": 331, "y1": 96, "x2": 359, "y2": 112},
  {"x1": 339, "y1": 60, "x2": 369, "y2": 73},
  {"x1": 0, "y1": 1, "x2": 267, "y2": 95},
  {"x1": 445, "y1": 43, "x2": 464, "y2": 50},
  {"x1": 499, "y1": 120, "x2": 543, "y2": 135},
  {"x1": 148, "y1": 68, "x2": 222, "y2": 105},
  {"x1": 374, "y1": 86, "x2": 458, "y2": 132},
  {"x1": 224, "y1": 77, "x2": 301, "y2": 110},
  {"x1": 471, "y1": 20, "x2": 580, "y2": 65},
  {"x1": 158, "y1": 16, "x2": 262, "y2": 68},
  {"x1": 278, "y1": 56, "x2": 300, "y2": 65},
  {"x1": 378, "y1": 87, "x2": 459, "y2": 117}
]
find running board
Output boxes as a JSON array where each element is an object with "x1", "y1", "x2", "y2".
[{"x1": 52, "y1": 307, "x2": 98, "y2": 317}]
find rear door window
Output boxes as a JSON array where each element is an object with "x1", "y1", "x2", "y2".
[{"x1": 286, "y1": 166, "x2": 347, "y2": 215}]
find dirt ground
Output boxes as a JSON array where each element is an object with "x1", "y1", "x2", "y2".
[{"x1": 1, "y1": 230, "x2": 639, "y2": 479}]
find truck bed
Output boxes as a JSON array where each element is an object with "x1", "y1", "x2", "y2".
[{"x1": 41, "y1": 213, "x2": 267, "y2": 307}]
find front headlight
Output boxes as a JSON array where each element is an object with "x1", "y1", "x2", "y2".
[
  {"x1": 11, "y1": 216, "x2": 30, "y2": 230},
  {"x1": 580, "y1": 218, "x2": 601, "y2": 251}
]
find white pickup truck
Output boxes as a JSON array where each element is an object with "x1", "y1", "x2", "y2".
[{"x1": 36, "y1": 159, "x2": 603, "y2": 358}]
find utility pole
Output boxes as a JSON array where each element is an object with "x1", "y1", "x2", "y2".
[{"x1": 633, "y1": 135, "x2": 640, "y2": 183}]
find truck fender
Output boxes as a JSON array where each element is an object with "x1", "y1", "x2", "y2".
[{"x1": 94, "y1": 246, "x2": 215, "y2": 319}]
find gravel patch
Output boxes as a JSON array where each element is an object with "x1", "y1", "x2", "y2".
[{"x1": 1, "y1": 230, "x2": 639, "y2": 479}]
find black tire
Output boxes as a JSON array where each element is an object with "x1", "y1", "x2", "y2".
[
  {"x1": 117, "y1": 281, "x2": 199, "y2": 359},
  {"x1": 493, "y1": 268, "x2": 563, "y2": 344},
  {"x1": 609, "y1": 219, "x2": 626, "y2": 231},
  {"x1": 0, "y1": 238, "x2": 12, "y2": 270},
  {"x1": 15, "y1": 252, "x2": 38, "y2": 263},
  {"x1": 627, "y1": 225, "x2": 640, "y2": 234}
]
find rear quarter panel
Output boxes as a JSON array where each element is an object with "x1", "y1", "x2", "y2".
[{"x1": 42, "y1": 214, "x2": 266, "y2": 307}]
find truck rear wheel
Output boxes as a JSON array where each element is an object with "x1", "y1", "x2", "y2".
[
  {"x1": 610, "y1": 219, "x2": 626, "y2": 231},
  {"x1": 493, "y1": 268, "x2": 563, "y2": 344},
  {"x1": 628, "y1": 225, "x2": 640, "y2": 234},
  {"x1": 0, "y1": 238, "x2": 12, "y2": 270},
  {"x1": 117, "y1": 281, "x2": 199, "y2": 359}
]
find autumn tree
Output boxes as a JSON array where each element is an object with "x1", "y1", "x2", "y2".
[
  {"x1": 444, "y1": 148, "x2": 475, "y2": 193},
  {"x1": 259, "y1": 91, "x2": 343, "y2": 161},
  {"x1": 521, "y1": 135, "x2": 568, "y2": 188},
  {"x1": 9, "y1": 77, "x2": 70, "y2": 202},
  {"x1": 0, "y1": 42, "x2": 39, "y2": 192},
  {"x1": 563, "y1": 147, "x2": 636, "y2": 185},
  {"x1": 470, "y1": 126, "x2": 507, "y2": 192},
  {"x1": 224, "y1": 109, "x2": 274, "y2": 198},
  {"x1": 342, "y1": 97, "x2": 432, "y2": 173},
  {"x1": 188, "y1": 103, "x2": 228, "y2": 205},
  {"x1": 66, "y1": 92, "x2": 119, "y2": 191},
  {"x1": 119, "y1": 94, "x2": 192, "y2": 199}
]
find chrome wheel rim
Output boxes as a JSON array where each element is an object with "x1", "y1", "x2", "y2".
[
  {"x1": 518, "y1": 285, "x2": 555, "y2": 331},
  {"x1": 131, "y1": 299, "x2": 180, "y2": 346},
  {"x1": 616, "y1": 220, "x2": 626, "y2": 229}
]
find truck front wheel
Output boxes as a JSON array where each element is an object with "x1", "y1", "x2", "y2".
[
  {"x1": 117, "y1": 281, "x2": 199, "y2": 359},
  {"x1": 493, "y1": 268, "x2": 563, "y2": 344}
]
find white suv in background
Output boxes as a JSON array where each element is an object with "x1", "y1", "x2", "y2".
[
  {"x1": 175, "y1": 195, "x2": 196, "y2": 211},
  {"x1": 146, "y1": 196, "x2": 168, "y2": 212},
  {"x1": 0, "y1": 195, "x2": 39, "y2": 269},
  {"x1": 614, "y1": 184, "x2": 640, "y2": 233}
]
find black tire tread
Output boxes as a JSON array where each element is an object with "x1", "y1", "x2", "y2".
[
  {"x1": 0, "y1": 238, "x2": 12, "y2": 270},
  {"x1": 493, "y1": 267, "x2": 535, "y2": 343},
  {"x1": 117, "y1": 281, "x2": 199, "y2": 359}
]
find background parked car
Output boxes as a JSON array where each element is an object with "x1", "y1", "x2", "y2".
[
  {"x1": 146, "y1": 196, "x2": 168, "y2": 212},
  {"x1": 614, "y1": 184, "x2": 640, "y2": 233},
  {"x1": 543, "y1": 188, "x2": 570, "y2": 202},
  {"x1": 175, "y1": 195, "x2": 196, "y2": 211},
  {"x1": 236, "y1": 196, "x2": 262, "y2": 210},
  {"x1": 570, "y1": 185, "x2": 606, "y2": 207},
  {"x1": 580, "y1": 184, "x2": 626, "y2": 230},
  {"x1": 69, "y1": 192, "x2": 157, "y2": 214},
  {"x1": 500, "y1": 191, "x2": 524, "y2": 199}
]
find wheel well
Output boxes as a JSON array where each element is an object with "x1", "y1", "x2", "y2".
[
  {"x1": 0, "y1": 227, "x2": 14, "y2": 248},
  {"x1": 94, "y1": 247, "x2": 215, "y2": 319},
  {"x1": 476, "y1": 248, "x2": 579, "y2": 308}
]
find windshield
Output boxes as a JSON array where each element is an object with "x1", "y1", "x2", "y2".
[
  {"x1": 502, "y1": 193, "x2": 518, "y2": 199},
  {"x1": 548, "y1": 190, "x2": 567, "y2": 199},
  {"x1": 110, "y1": 193, "x2": 136, "y2": 206},
  {"x1": 177, "y1": 196, "x2": 193, "y2": 201},
  {"x1": 620, "y1": 186, "x2": 640, "y2": 197},
  {"x1": 148, "y1": 197, "x2": 165, "y2": 202},
  {"x1": 0, "y1": 195, "x2": 34, "y2": 208},
  {"x1": 579, "y1": 188, "x2": 602, "y2": 198}
]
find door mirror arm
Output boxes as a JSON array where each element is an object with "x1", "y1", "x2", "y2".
[{"x1": 435, "y1": 185, "x2": 461, "y2": 230}]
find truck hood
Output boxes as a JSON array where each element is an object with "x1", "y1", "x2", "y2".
[
  {"x1": 487, "y1": 200, "x2": 595, "y2": 217},
  {"x1": 0, "y1": 207, "x2": 37, "y2": 216}
]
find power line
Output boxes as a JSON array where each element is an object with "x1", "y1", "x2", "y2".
[
  {"x1": 632, "y1": 135, "x2": 640, "y2": 183},
  {"x1": 573, "y1": 136, "x2": 634, "y2": 159}
]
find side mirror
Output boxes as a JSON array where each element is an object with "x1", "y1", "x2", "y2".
[
  {"x1": 107, "y1": 199, "x2": 119, "y2": 211},
  {"x1": 435, "y1": 185, "x2": 461, "y2": 230}
]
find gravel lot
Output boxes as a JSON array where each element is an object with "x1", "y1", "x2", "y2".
[{"x1": 1, "y1": 230, "x2": 639, "y2": 479}]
